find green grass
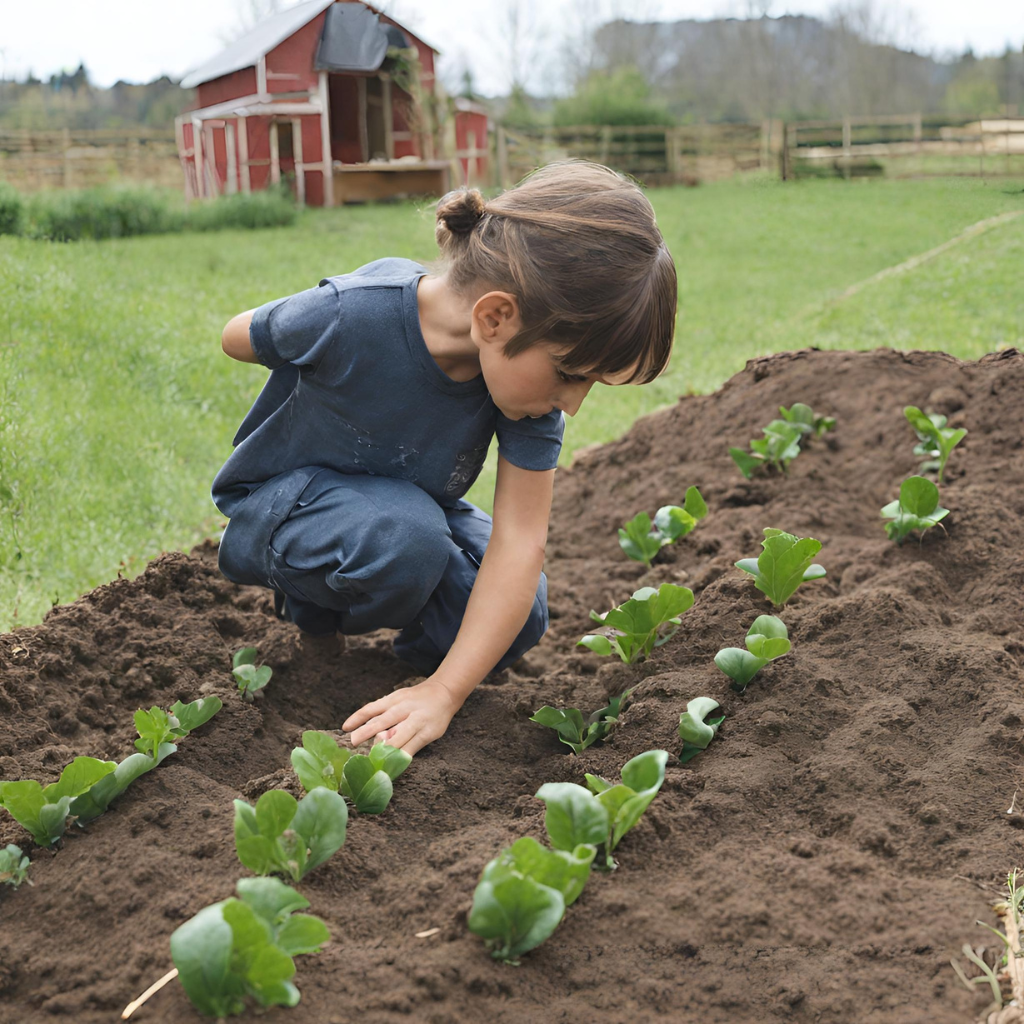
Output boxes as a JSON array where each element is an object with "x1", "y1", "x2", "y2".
[{"x1": 2, "y1": 174, "x2": 1022, "y2": 630}]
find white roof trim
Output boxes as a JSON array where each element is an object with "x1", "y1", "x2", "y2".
[
  {"x1": 187, "y1": 92, "x2": 323, "y2": 121},
  {"x1": 180, "y1": 0, "x2": 439, "y2": 90},
  {"x1": 181, "y1": 0, "x2": 336, "y2": 89}
]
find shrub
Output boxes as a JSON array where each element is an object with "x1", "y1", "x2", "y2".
[
  {"x1": 27, "y1": 186, "x2": 182, "y2": 241},
  {"x1": 185, "y1": 189, "x2": 297, "y2": 232},
  {"x1": 0, "y1": 183, "x2": 25, "y2": 236}
]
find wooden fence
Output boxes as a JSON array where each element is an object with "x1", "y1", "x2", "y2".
[
  {"x1": 0, "y1": 128, "x2": 181, "y2": 192},
  {"x1": 494, "y1": 121, "x2": 781, "y2": 189},
  {"x1": 782, "y1": 114, "x2": 1024, "y2": 180}
]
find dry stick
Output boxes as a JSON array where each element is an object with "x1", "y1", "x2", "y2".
[{"x1": 121, "y1": 968, "x2": 178, "y2": 1019}]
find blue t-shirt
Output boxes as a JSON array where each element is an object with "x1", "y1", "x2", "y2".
[{"x1": 212, "y1": 257, "x2": 564, "y2": 516}]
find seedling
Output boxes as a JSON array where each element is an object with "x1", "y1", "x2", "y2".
[
  {"x1": 290, "y1": 732, "x2": 411, "y2": 814},
  {"x1": 468, "y1": 837, "x2": 597, "y2": 963},
  {"x1": 618, "y1": 486, "x2": 708, "y2": 566},
  {"x1": 579, "y1": 584, "x2": 694, "y2": 665},
  {"x1": 905, "y1": 405, "x2": 966, "y2": 483},
  {"x1": 0, "y1": 844, "x2": 31, "y2": 887},
  {"x1": 736, "y1": 528, "x2": 826, "y2": 608},
  {"x1": 234, "y1": 788, "x2": 347, "y2": 881},
  {"x1": 71, "y1": 696, "x2": 223, "y2": 823},
  {"x1": 779, "y1": 403, "x2": 836, "y2": 439},
  {"x1": 537, "y1": 749, "x2": 669, "y2": 870},
  {"x1": 678, "y1": 697, "x2": 725, "y2": 762},
  {"x1": 233, "y1": 646, "x2": 272, "y2": 700},
  {"x1": 714, "y1": 615, "x2": 791, "y2": 692},
  {"x1": 0, "y1": 756, "x2": 116, "y2": 847},
  {"x1": 171, "y1": 876, "x2": 330, "y2": 1016},
  {"x1": 530, "y1": 687, "x2": 633, "y2": 754},
  {"x1": 881, "y1": 476, "x2": 949, "y2": 546},
  {"x1": 731, "y1": 404, "x2": 835, "y2": 479}
]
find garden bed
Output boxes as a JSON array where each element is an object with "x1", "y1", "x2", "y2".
[{"x1": 2, "y1": 347, "x2": 1022, "y2": 1023}]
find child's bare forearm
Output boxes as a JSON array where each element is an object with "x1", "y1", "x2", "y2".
[
  {"x1": 222, "y1": 309, "x2": 259, "y2": 362},
  {"x1": 432, "y1": 534, "x2": 545, "y2": 704}
]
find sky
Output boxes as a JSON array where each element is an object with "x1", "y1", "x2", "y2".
[{"x1": 0, "y1": 0, "x2": 1021, "y2": 97}]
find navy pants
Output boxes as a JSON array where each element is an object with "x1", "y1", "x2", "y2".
[{"x1": 217, "y1": 467, "x2": 549, "y2": 675}]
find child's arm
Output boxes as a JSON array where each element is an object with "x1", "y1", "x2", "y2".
[
  {"x1": 222, "y1": 310, "x2": 259, "y2": 363},
  {"x1": 343, "y1": 454, "x2": 554, "y2": 755}
]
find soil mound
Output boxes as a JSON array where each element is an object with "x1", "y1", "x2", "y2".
[{"x1": 2, "y1": 348, "x2": 1023, "y2": 1024}]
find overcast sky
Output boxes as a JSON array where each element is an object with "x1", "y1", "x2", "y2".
[{"x1": 1, "y1": 0, "x2": 1021, "y2": 96}]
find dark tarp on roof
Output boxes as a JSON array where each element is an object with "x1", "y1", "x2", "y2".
[{"x1": 315, "y1": 4, "x2": 409, "y2": 73}]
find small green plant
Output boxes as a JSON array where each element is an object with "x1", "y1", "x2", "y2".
[
  {"x1": 234, "y1": 788, "x2": 347, "y2": 881},
  {"x1": 71, "y1": 696, "x2": 222, "y2": 823},
  {"x1": 881, "y1": 475, "x2": 949, "y2": 546},
  {"x1": 736, "y1": 528, "x2": 826, "y2": 608},
  {"x1": 0, "y1": 757, "x2": 116, "y2": 847},
  {"x1": 905, "y1": 406, "x2": 966, "y2": 483},
  {"x1": 730, "y1": 404, "x2": 835, "y2": 479},
  {"x1": 618, "y1": 486, "x2": 707, "y2": 565},
  {"x1": 779, "y1": 402, "x2": 836, "y2": 439},
  {"x1": 233, "y1": 647, "x2": 272, "y2": 700},
  {"x1": 468, "y1": 837, "x2": 597, "y2": 963},
  {"x1": 579, "y1": 584, "x2": 694, "y2": 665},
  {"x1": 537, "y1": 749, "x2": 669, "y2": 870},
  {"x1": 714, "y1": 615, "x2": 791, "y2": 692},
  {"x1": 678, "y1": 698, "x2": 725, "y2": 762},
  {"x1": 171, "y1": 876, "x2": 330, "y2": 1016},
  {"x1": 290, "y1": 732, "x2": 411, "y2": 814},
  {"x1": 0, "y1": 844, "x2": 31, "y2": 887},
  {"x1": 530, "y1": 688, "x2": 633, "y2": 754}
]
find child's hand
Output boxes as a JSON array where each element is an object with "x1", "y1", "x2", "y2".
[{"x1": 343, "y1": 677, "x2": 461, "y2": 756}]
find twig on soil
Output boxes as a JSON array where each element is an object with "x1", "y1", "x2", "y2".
[
  {"x1": 121, "y1": 967, "x2": 178, "y2": 1019},
  {"x1": 415, "y1": 927, "x2": 440, "y2": 938}
]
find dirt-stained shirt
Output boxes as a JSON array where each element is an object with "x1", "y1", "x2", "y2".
[{"x1": 211, "y1": 257, "x2": 564, "y2": 517}]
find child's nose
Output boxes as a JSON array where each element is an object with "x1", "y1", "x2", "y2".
[{"x1": 559, "y1": 380, "x2": 595, "y2": 417}]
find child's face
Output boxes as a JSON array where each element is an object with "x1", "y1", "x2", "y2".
[
  {"x1": 482, "y1": 340, "x2": 635, "y2": 421},
  {"x1": 471, "y1": 291, "x2": 635, "y2": 421}
]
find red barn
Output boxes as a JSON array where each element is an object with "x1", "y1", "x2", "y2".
[{"x1": 176, "y1": 0, "x2": 451, "y2": 205}]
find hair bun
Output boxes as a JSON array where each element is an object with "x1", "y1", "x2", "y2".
[{"x1": 436, "y1": 187, "x2": 486, "y2": 237}]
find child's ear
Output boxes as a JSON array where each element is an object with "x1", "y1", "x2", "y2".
[{"x1": 472, "y1": 291, "x2": 520, "y2": 346}]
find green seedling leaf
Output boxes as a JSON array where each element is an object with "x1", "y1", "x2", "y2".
[
  {"x1": 291, "y1": 787, "x2": 347, "y2": 872},
  {"x1": 732, "y1": 406, "x2": 833, "y2": 479},
  {"x1": 905, "y1": 405, "x2": 966, "y2": 483},
  {"x1": 714, "y1": 648, "x2": 767, "y2": 690},
  {"x1": 736, "y1": 528, "x2": 826, "y2": 608},
  {"x1": 881, "y1": 475, "x2": 950, "y2": 546},
  {"x1": 290, "y1": 731, "x2": 352, "y2": 794},
  {"x1": 682, "y1": 484, "x2": 709, "y2": 521},
  {"x1": 534, "y1": 782, "x2": 610, "y2": 852},
  {"x1": 169, "y1": 696, "x2": 223, "y2": 735},
  {"x1": 730, "y1": 447, "x2": 760, "y2": 479},
  {"x1": 234, "y1": 788, "x2": 345, "y2": 881},
  {"x1": 233, "y1": 663, "x2": 273, "y2": 700},
  {"x1": 0, "y1": 757, "x2": 117, "y2": 846},
  {"x1": 678, "y1": 697, "x2": 725, "y2": 763},
  {"x1": 341, "y1": 755, "x2": 393, "y2": 814},
  {"x1": 172, "y1": 878, "x2": 329, "y2": 1017},
  {"x1": 482, "y1": 836, "x2": 596, "y2": 908},
  {"x1": 468, "y1": 874, "x2": 566, "y2": 963},
  {"x1": 233, "y1": 646, "x2": 257, "y2": 668},
  {"x1": 0, "y1": 844, "x2": 31, "y2": 887},
  {"x1": 70, "y1": 745, "x2": 176, "y2": 823},
  {"x1": 618, "y1": 511, "x2": 662, "y2": 566},
  {"x1": 368, "y1": 742, "x2": 412, "y2": 781},
  {"x1": 530, "y1": 688, "x2": 634, "y2": 754},
  {"x1": 745, "y1": 614, "x2": 791, "y2": 659},
  {"x1": 134, "y1": 706, "x2": 177, "y2": 758},
  {"x1": 582, "y1": 584, "x2": 695, "y2": 665}
]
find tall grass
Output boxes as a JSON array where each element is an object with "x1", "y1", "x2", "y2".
[{"x1": 1, "y1": 174, "x2": 1022, "y2": 630}]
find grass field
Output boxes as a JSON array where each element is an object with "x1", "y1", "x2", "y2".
[{"x1": 1, "y1": 173, "x2": 1022, "y2": 630}]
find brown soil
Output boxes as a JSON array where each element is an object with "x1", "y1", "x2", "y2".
[{"x1": 2, "y1": 347, "x2": 1024, "y2": 1024}]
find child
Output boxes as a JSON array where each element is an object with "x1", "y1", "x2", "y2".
[{"x1": 213, "y1": 159, "x2": 677, "y2": 756}]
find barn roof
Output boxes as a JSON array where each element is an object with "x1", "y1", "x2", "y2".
[{"x1": 180, "y1": 0, "x2": 438, "y2": 90}]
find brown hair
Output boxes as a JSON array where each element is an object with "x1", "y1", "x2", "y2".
[{"x1": 430, "y1": 160, "x2": 677, "y2": 384}]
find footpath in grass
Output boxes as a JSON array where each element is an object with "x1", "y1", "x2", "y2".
[{"x1": 1, "y1": 175, "x2": 1022, "y2": 630}]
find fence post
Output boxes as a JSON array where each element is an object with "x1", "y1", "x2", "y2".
[
  {"x1": 497, "y1": 124, "x2": 509, "y2": 190},
  {"x1": 842, "y1": 116, "x2": 851, "y2": 179},
  {"x1": 62, "y1": 127, "x2": 71, "y2": 188},
  {"x1": 780, "y1": 122, "x2": 790, "y2": 180}
]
